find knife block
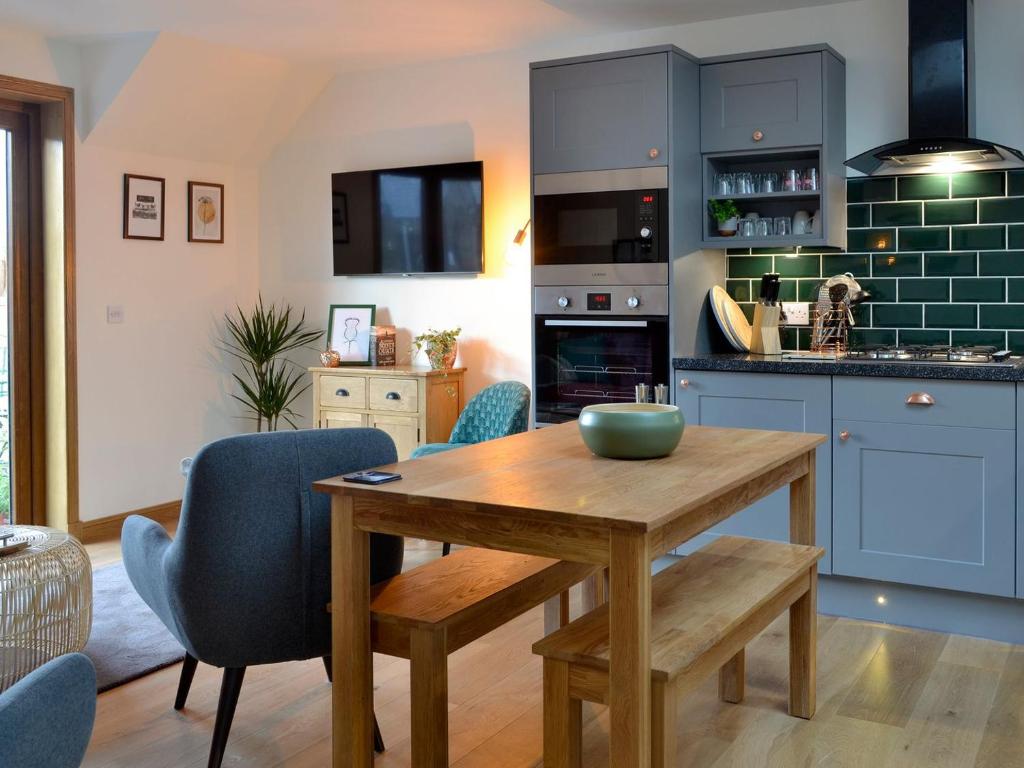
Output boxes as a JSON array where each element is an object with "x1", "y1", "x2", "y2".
[{"x1": 750, "y1": 303, "x2": 782, "y2": 355}]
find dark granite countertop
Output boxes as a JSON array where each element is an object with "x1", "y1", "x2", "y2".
[{"x1": 673, "y1": 353, "x2": 1024, "y2": 382}]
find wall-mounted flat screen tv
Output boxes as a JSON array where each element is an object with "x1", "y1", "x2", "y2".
[{"x1": 331, "y1": 160, "x2": 483, "y2": 275}]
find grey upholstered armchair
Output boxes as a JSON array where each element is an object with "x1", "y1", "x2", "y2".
[
  {"x1": 121, "y1": 428, "x2": 405, "y2": 768},
  {"x1": 0, "y1": 652, "x2": 97, "y2": 768}
]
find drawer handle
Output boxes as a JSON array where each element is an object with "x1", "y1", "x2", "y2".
[
  {"x1": 385, "y1": 391, "x2": 401, "y2": 401},
  {"x1": 679, "y1": 379, "x2": 690, "y2": 389},
  {"x1": 905, "y1": 392, "x2": 935, "y2": 406},
  {"x1": 752, "y1": 129, "x2": 764, "y2": 142},
  {"x1": 334, "y1": 388, "x2": 350, "y2": 397},
  {"x1": 839, "y1": 430, "x2": 851, "y2": 442}
]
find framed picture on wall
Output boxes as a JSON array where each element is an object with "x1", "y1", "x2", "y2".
[
  {"x1": 188, "y1": 181, "x2": 224, "y2": 243},
  {"x1": 327, "y1": 304, "x2": 376, "y2": 365},
  {"x1": 123, "y1": 174, "x2": 165, "y2": 240},
  {"x1": 332, "y1": 192, "x2": 349, "y2": 244}
]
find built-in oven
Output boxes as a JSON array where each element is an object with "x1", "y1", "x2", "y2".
[
  {"x1": 534, "y1": 286, "x2": 670, "y2": 425},
  {"x1": 533, "y1": 167, "x2": 669, "y2": 286}
]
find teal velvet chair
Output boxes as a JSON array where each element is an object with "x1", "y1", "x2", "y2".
[{"x1": 411, "y1": 381, "x2": 530, "y2": 554}]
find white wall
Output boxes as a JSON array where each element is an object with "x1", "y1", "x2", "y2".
[
  {"x1": 0, "y1": 25, "x2": 261, "y2": 520},
  {"x1": 258, "y1": 0, "x2": 910, "y2": 413}
]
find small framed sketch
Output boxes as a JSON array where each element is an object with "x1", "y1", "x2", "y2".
[
  {"x1": 327, "y1": 304, "x2": 376, "y2": 365},
  {"x1": 123, "y1": 174, "x2": 165, "y2": 240},
  {"x1": 332, "y1": 192, "x2": 349, "y2": 244},
  {"x1": 188, "y1": 181, "x2": 224, "y2": 243}
]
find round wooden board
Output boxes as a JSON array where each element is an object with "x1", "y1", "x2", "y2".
[{"x1": 710, "y1": 286, "x2": 752, "y2": 352}]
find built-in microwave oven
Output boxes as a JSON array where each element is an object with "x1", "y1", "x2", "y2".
[{"x1": 532, "y1": 168, "x2": 669, "y2": 286}]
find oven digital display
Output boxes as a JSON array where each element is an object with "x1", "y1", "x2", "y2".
[{"x1": 587, "y1": 292, "x2": 612, "y2": 311}]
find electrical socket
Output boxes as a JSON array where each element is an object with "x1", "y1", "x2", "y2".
[
  {"x1": 106, "y1": 305, "x2": 124, "y2": 324},
  {"x1": 782, "y1": 302, "x2": 810, "y2": 325}
]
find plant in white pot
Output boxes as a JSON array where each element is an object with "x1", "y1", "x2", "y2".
[
  {"x1": 709, "y1": 199, "x2": 740, "y2": 237},
  {"x1": 413, "y1": 327, "x2": 461, "y2": 370}
]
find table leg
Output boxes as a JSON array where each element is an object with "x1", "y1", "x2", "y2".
[
  {"x1": 608, "y1": 531, "x2": 652, "y2": 768},
  {"x1": 789, "y1": 451, "x2": 817, "y2": 719},
  {"x1": 789, "y1": 451, "x2": 816, "y2": 546},
  {"x1": 332, "y1": 496, "x2": 374, "y2": 768}
]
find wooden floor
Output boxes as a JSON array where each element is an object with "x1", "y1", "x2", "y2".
[{"x1": 82, "y1": 533, "x2": 1024, "y2": 768}]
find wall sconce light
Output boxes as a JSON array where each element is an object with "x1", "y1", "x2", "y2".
[{"x1": 506, "y1": 218, "x2": 532, "y2": 265}]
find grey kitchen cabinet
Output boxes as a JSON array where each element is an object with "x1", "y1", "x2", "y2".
[
  {"x1": 531, "y1": 50, "x2": 670, "y2": 175},
  {"x1": 700, "y1": 51, "x2": 823, "y2": 153},
  {"x1": 1018, "y1": 384, "x2": 1024, "y2": 598},
  {"x1": 674, "y1": 370, "x2": 832, "y2": 572},
  {"x1": 832, "y1": 419, "x2": 1016, "y2": 598}
]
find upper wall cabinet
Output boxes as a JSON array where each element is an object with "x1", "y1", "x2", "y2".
[
  {"x1": 531, "y1": 51, "x2": 670, "y2": 175},
  {"x1": 699, "y1": 46, "x2": 847, "y2": 249}
]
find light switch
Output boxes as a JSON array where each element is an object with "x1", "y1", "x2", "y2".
[
  {"x1": 782, "y1": 302, "x2": 810, "y2": 325},
  {"x1": 106, "y1": 305, "x2": 124, "y2": 324}
]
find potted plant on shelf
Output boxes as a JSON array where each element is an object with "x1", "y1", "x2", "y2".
[
  {"x1": 413, "y1": 327, "x2": 461, "y2": 370},
  {"x1": 222, "y1": 296, "x2": 324, "y2": 432},
  {"x1": 709, "y1": 199, "x2": 740, "y2": 237}
]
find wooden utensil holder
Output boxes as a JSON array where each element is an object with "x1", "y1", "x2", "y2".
[{"x1": 750, "y1": 303, "x2": 782, "y2": 355}]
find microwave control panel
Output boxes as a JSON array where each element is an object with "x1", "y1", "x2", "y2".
[{"x1": 637, "y1": 191, "x2": 658, "y2": 248}]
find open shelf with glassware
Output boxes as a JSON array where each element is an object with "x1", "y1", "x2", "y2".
[{"x1": 702, "y1": 147, "x2": 843, "y2": 248}]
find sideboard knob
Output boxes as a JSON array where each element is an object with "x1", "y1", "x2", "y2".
[{"x1": 752, "y1": 130, "x2": 764, "y2": 142}]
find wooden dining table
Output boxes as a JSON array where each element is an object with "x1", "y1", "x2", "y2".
[{"x1": 314, "y1": 421, "x2": 826, "y2": 767}]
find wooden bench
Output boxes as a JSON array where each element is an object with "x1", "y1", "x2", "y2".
[
  {"x1": 369, "y1": 546, "x2": 599, "y2": 767},
  {"x1": 532, "y1": 535, "x2": 824, "y2": 768}
]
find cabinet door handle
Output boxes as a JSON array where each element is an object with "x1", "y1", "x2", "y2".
[
  {"x1": 648, "y1": 147, "x2": 660, "y2": 159},
  {"x1": 752, "y1": 129, "x2": 764, "y2": 142},
  {"x1": 905, "y1": 392, "x2": 935, "y2": 406},
  {"x1": 679, "y1": 379, "x2": 690, "y2": 389},
  {"x1": 385, "y1": 391, "x2": 401, "y2": 401},
  {"x1": 839, "y1": 430, "x2": 851, "y2": 441},
  {"x1": 334, "y1": 388, "x2": 350, "y2": 397}
]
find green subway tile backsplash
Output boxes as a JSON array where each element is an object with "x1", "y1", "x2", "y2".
[{"x1": 722, "y1": 172, "x2": 1024, "y2": 351}]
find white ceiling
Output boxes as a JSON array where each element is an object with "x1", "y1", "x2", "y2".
[{"x1": 1, "y1": 0, "x2": 855, "y2": 69}]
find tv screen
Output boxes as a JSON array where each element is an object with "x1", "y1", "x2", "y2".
[{"x1": 331, "y1": 160, "x2": 483, "y2": 275}]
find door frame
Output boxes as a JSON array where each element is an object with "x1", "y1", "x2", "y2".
[{"x1": 0, "y1": 75, "x2": 77, "y2": 533}]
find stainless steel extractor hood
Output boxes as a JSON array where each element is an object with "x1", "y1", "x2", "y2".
[{"x1": 845, "y1": 0, "x2": 1024, "y2": 176}]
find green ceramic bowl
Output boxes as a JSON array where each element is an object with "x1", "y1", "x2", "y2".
[{"x1": 578, "y1": 403, "x2": 685, "y2": 460}]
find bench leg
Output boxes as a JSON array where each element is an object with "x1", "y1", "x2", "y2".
[
  {"x1": 410, "y1": 627, "x2": 449, "y2": 767},
  {"x1": 544, "y1": 592, "x2": 571, "y2": 634},
  {"x1": 651, "y1": 678, "x2": 676, "y2": 768},
  {"x1": 718, "y1": 649, "x2": 745, "y2": 704},
  {"x1": 581, "y1": 568, "x2": 608, "y2": 612},
  {"x1": 789, "y1": 566, "x2": 817, "y2": 719},
  {"x1": 543, "y1": 658, "x2": 581, "y2": 768}
]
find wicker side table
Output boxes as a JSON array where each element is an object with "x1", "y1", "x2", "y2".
[{"x1": 0, "y1": 526, "x2": 92, "y2": 690}]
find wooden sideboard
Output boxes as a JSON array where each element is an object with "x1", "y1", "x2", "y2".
[{"x1": 309, "y1": 366, "x2": 466, "y2": 460}]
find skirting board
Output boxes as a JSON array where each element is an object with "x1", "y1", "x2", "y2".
[{"x1": 77, "y1": 500, "x2": 181, "y2": 544}]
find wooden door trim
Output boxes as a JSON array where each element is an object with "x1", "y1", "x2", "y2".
[{"x1": 0, "y1": 75, "x2": 77, "y2": 532}]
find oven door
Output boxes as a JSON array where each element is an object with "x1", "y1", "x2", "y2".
[{"x1": 534, "y1": 315, "x2": 670, "y2": 425}]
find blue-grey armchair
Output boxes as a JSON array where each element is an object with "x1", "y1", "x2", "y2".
[
  {"x1": 410, "y1": 381, "x2": 530, "y2": 555},
  {"x1": 0, "y1": 653, "x2": 96, "y2": 768},
  {"x1": 121, "y1": 428, "x2": 404, "y2": 768}
]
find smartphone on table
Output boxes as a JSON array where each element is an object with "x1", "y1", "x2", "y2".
[{"x1": 341, "y1": 470, "x2": 402, "y2": 485}]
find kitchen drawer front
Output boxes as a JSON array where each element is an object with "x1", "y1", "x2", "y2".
[
  {"x1": 700, "y1": 52, "x2": 823, "y2": 153},
  {"x1": 321, "y1": 411, "x2": 367, "y2": 430},
  {"x1": 531, "y1": 52, "x2": 669, "y2": 174},
  {"x1": 833, "y1": 376, "x2": 1014, "y2": 430},
  {"x1": 674, "y1": 370, "x2": 832, "y2": 572},
  {"x1": 833, "y1": 419, "x2": 1016, "y2": 597},
  {"x1": 319, "y1": 375, "x2": 367, "y2": 409},
  {"x1": 369, "y1": 377, "x2": 419, "y2": 414}
]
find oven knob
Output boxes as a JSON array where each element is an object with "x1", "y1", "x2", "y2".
[
  {"x1": 626, "y1": 295, "x2": 641, "y2": 309},
  {"x1": 557, "y1": 295, "x2": 570, "y2": 309},
  {"x1": 640, "y1": 226, "x2": 653, "y2": 239}
]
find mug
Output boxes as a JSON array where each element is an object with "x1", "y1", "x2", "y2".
[{"x1": 793, "y1": 210, "x2": 811, "y2": 235}]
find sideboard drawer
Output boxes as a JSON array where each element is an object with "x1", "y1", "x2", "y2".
[
  {"x1": 320, "y1": 375, "x2": 367, "y2": 409},
  {"x1": 833, "y1": 377, "x2": 1014, "y2": 430},
  {"x1": 369, "y1": 377, "x2": 419, "y2": 413}
]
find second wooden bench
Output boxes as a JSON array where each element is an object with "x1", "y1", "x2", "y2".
[{"x1": 532, "y1": 535, "x2": 824, "y2": 768}]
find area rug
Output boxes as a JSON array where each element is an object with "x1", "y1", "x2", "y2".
[{"x1": 84, "y1": 563, "x2": 185, "y2": 692}]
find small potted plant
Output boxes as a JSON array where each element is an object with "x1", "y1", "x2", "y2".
[
  {"x1": 413, "y1": 327, "x2": 461, "y2": 370},
  {"x1": 709, "y1": 199, "x2": 740, "y2": 237}
]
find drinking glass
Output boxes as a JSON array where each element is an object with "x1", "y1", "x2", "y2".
[
  {"x1": 737, "y1": 218, "x2": 756, "y2": 238},
  {"x1": 714, "y1": 173, "x2": 735, "y2": 196},
  {"x1": 757, "y1": 172, "x2": 780, "y2": 194},
  {"x1": 782, "y1": 169, "x2": 801, "y2": 192},
  {"x1": 802, "y1": 167, "x2": 819, "y2": 191},
  {"x1": 774, "y1": 216, "x2": 792, "y2": 236},
  {"x1": 754, "y1": 218, "x2": 773, "y2": 238},
  {"x1": 735, "y1": 172, "x2": 755, "y2": 195}
]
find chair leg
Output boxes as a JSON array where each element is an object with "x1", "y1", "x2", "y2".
[
  {"x1": 789, "y1": 566, "x2": 818, "y2": 719},
  {"x1": 442, "y1": 542, "x2": 451, "y2": 557},
  {"x1": 322, "y1": 655, "x2": 332, "y2": 683},
  {"x1": 374, "y1": 714, "x2": 386, "y2": 753},
  {"x1": 543, "y1": 658, "x2": 581, "y2": 768},
  {"x1": 208, "y1": 667, "x2": 246, "y2": 768},
  {"x1": 174, "y1": 653, "x2": 199, "y2": 711},
  {"x1": 651, "y1": 678, "x2": 677, "y2": 768},
  {"x1": 719, "y1": 649, "x2": 745, "y2": 704}
]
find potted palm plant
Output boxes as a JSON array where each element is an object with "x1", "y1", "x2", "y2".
[{"x1": 222, "y1": 296, "x2": 324, "y2": 431}]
